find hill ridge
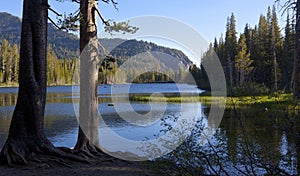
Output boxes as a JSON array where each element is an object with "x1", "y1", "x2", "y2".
[{"x1": 0, "y1": 12, "x2": 193, "y2": 68}]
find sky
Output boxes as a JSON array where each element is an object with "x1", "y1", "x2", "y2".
[{"x1": 0, "y1": 0, "x2": 285, "y2": 65}]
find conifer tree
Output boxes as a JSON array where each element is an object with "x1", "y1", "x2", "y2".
[
  {"x1": 0, "y1": 40, "x2": 11, "y2": 83},
  {"x1": 255, "y1": 15, "x2": 269, "y2": 85},
  {"x1": 225, "y1": 13, "x2": 237, "y2": 93},
  {"x1": 244, "y1": 23, "x2": 252, "y2": 55},
  {"x1": 282, "y1": 13, "x2": 295, "y2": 90},
  {"x1": 293, "y1": 0, "x2": 300, "y2": 98},
  {"x1": 11, "y1": 44, "x2": 19, "y2": 83},
  {"x1": 270, "y1": 6, "x2": 282, "y2": 90},
  {"x1": 235, "y1": 34, "x2": 253, "y2": 86}
]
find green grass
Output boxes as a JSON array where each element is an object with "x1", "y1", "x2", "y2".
[
  {"x1": 129, "y1": 93, "x2": 300, "y2": 113},
  {"x1": 129, "y1": 94, "x2": 225, "y2": 103}
]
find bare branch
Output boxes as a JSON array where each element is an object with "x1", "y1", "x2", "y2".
[
  {"x1": 276, "y1": 0, "x2": 297, "y2": 16},
  {"x1": 71, "y1": 0, "x2": 80, "y2": 3},
  {"x1": 94, "y1": 7, "x2": 110, "y2": 26},
  {"x1": 48, "y1": 6, "x2": 62, "y2": 17},
  {"x1": 102, "y1": 0, "x2": 119, "y2": 11},
  {"x1": 48, "y1": 17, "x2": 63, "y2": 30}
]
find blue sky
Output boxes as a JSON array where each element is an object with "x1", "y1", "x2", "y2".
[
  {"x1": 0, "y1": 0, "x2": 283, "y2": 65},
  {"x1": 1, "y1": 0, "x2": 282, "y2": 42}
]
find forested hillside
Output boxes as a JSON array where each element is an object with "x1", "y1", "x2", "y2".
[
  {"x1": 200, "y1": 6, "x2": 294, "y2": 95},
  {"x1": 0, "y1": 12, "x2": 79, "y2": 59},
  {"x1": 0, "y1": 12, "x2": 194, "y2": 86}
]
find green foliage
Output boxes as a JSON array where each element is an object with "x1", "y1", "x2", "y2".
[
  {"x1": 46, "y1": 45, "x2": 78, "y2": 86},
  {"x1": 0, "y1": 40, "x2": 78, "y2": 86},
  {"x1": 105, "y1": 21, "x2": 139, "y2": 34},
  {"x1": 147, "y1": 95, "x2": 299, "y2": 175},
  {"x1": 235, "y1": 34, "x2": 253, "y2": 86},
  {"x1": 201, "y1": 6, "x2": 292, "y2": 95},
  {"x1": 0, "y1": 12, "x2": 78, "y2": 60},
  {"x1": 0, "y1": 39, "x2": 19, "y2": 85},
  {"x1": 232, "y1": 83, "x2": 269, "y2": 96},
  {"x1": 129, "y1": 92, "x2": 300, "y2": 114},
  {"x1": 0, "y1": 13, "x2": 197, "y2": 85},
  {"x1": 281, "y1": 13, "x2": 295, "y2": 91}
]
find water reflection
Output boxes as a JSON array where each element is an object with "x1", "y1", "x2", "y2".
[{"x1": 0, "y1": 85, "x2": 298, "y2": 174}]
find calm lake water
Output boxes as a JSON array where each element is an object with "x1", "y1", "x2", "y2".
[
  {"x1": 0, "y1": 83, "x2": 203, "y2": 147},
  {"x1": 0, "y1": 83, "x2": 298, "y2": 174}
]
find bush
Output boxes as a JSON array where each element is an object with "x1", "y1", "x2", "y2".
[{"x1": 233, "y1": 83, "x2": 269, "y2": 96}]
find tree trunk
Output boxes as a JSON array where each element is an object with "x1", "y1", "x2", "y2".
[
  {"x1": 0, "y1": 0, "x2": 51, "y2": 165},
  {"x1": 228, "y1": 57, "x2": 234, "y2": 95},
  {"x1": 273, "y1": 50, "x2": 278, "y2": 91},
  {"x1": 294, "y1": 0, "x2": 300, "y2": 98},
  {"x1": 74, "y1": 0, "x2": 103, "y2": 156},
  {"x1": 0, "y1": 0, "x2": 85, "y2": 165}
]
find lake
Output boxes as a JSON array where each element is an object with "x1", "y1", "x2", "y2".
[
  {"x1": 0, "y1": 83, "x2": 298, "y2": 174},
  {"x1": 0, "y1": 83, "x2": 203, "y2": 148}
]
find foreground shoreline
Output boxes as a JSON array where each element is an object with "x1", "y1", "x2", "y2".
[{"x1": 0, "y1": 157, "x2": 152, "y2": 176}]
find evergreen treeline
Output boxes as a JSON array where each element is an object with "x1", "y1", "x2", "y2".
[
  {"x1": 46, "y1": 45, "x2": 78, "y2": 85},
  {"x1": 99, "y1": 53, "x2": 191, "y2": 84},
  {"x1": 0, "y1": 37, "x2": 191, "y2": 86},
  {"x1": 0, "y1": 39, "x2": 19, "y2": 85},
  {"x1": 0, "y1": 39, "x2": 77, "y2": 86},
  {"x1": 200, "y1": 6, "x2": 294, "y2": 95}
]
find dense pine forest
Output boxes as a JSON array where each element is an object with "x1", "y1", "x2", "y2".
[
  {"x1": 199, "y1": 6, "x2": 295, "y2": 95},
  {"x1": 0, "y1": 40, "x2": 77, "y2": 86}
]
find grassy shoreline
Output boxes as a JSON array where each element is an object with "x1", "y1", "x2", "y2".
[{"x1": 129, "y1": 93, "x2": 300, "y2": 112}]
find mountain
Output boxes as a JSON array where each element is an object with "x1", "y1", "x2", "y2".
[
  {"x1": 100, "y1": 39, "x2": 192, "y2": 67},
  {"x1": 0, "y1": 12, "x2": 79, "y2": 59},
  {"x1": 0, "y1": 12, "x2": 193, "y2": 68}
]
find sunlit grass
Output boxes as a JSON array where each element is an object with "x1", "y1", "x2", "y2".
[
  {"x1": 129, "y1": 93, "x2": 300, "y2": 113},
  {"x1": 129, "y1": 94, "x2": 226, "y2": 104}
]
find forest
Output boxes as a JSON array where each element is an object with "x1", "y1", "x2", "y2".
[
  {"x1": 0, "y1": 38, "x2": 193, "y2": 85},
  {"x1": 0, "y1": 40, "x2": 78, "y2": 86},
  {"x1": 199, "y1": 6, "x2": 296, "y2": 95}
]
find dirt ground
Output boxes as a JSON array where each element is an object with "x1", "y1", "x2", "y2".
[{"x1": 0, "y1": 157, "x2": 154, "y2": 176}]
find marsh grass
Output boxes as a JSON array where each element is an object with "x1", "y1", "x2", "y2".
[{"x1": 129, "y1": 93, "x2": 300, "y2": 113}]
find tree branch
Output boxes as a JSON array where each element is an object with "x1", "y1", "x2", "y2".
[
  {"x1": 102, "y1": 0, "x2": 119, "y2": 11},
  {"x1": 71, "y1": 0, "x2": 80, "y2": 3},
  {"x1": 48, "y1": 6, "x2": 62, "y2": 17},
  {"x1": 276, "y1": 0, "x2": 297, "y2": 17},
  {"x1": 48, "y1": 17, "x2": 63, "y2": 30},
  {"x1": 94, "y1": 7, "x2": 110, "y2": 26}
]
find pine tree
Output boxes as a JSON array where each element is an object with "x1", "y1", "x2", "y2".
[
  {"x1": 282, "y1": 13, "x2": 295, "y2": 90},
  {"x1": 0, "y1": 39, "x2": 11, "y2": 83},
  {"x1": 293, "y1": 0, "x2": 300, "y2": 98},
  {"x1": 254, "y1": 15, "x2": 269, "y2": 85},
  {"x1": 244, "y1": 23, "x2": 252, "y2": 54},
  {"x1": 225, "y1": 13, "x2": 237, "y2": 93},
  {"x1": 217, "y1": 35, "x2": 226, "y2": 67},
  {"x1": 235, "y1": 34, "x2": 253, "y2": 86},
  {"x1": 12, "y1": 44, "x2": 19, "y2": 83},
  {"x1": 270, "y1": 6, "x2": 282, "y2": 90},
  {"x1": 47, "y1": 45, "x2": 57, "y2": 85},
  {"x1": 213, "y1": 37, "x2": 218, "y2": 50}
]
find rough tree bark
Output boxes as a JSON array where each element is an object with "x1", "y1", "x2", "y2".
[
  {"x1": 0, "y1": 0, "x2": 85, "y2": 165},
  {"x1": 74, "y1": 0, "x2": 104, "y2": 157},
  {"x1": 294, "y1": 0, "x2": 300, "y2": 98}
]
